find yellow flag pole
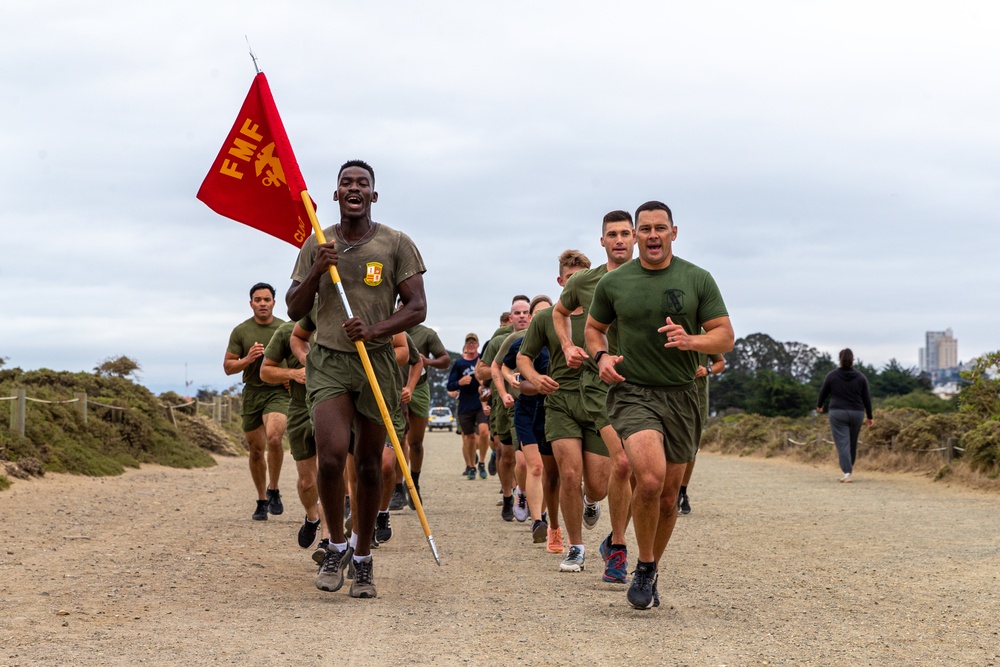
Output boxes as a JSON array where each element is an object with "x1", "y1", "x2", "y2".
[{"x1": 299, "y1": 191, "x2": 441, "y2": 566}]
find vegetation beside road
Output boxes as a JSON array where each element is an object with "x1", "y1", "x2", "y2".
[{"x1": 0, "y1": 365, "x2": 242, "y2": 489}]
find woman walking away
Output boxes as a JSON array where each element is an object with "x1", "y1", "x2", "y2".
[{"x1": 817, "y1": 349, "x2": 874, "y2": 483}]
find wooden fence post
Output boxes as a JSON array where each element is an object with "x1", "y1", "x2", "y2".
[
  {"x1": 946, "y1": 436, "x2": 955, "y2": 463},
  {"x1": 213, "y1": 396, "x2": 222, "y2": 423},
  {"x1": 75, "y1": 391, "x2": 88, "y2": 424},
  {"x1": 12, "y1": 388, "x2": 26, "y2": 437}
]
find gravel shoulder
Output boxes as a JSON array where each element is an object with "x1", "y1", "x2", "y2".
[{"x1": 1, "y1": 431, "x2": 998, "y2": 666}]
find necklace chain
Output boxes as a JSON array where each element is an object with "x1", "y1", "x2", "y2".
[{"x1": 337, "y1": 223, "x2": 376, "y2": 252}]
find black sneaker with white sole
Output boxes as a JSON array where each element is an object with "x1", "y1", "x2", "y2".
[
  {"x1": 252, "y1": 499, "x2": 268, "y2": 521},
  {"x1": 375, "y1": 511, "x2": 393, "y2": 543},
  {"x1": 266, "y1": 488, "x2": 283, "y2": 515},
  {"x1": 627, "y1": 561, "x2": 658, "y2": 610},
  {"x1": 298, "y1": 517, "x2": 320, "y2": 548}
]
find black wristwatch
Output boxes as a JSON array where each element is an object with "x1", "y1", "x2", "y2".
[
  {"x1": 705, "y1": 365, "x2": 712, "y2": 375},
  {"x1": 594, "y1": 350, "x2": 608, "y2": 363}
]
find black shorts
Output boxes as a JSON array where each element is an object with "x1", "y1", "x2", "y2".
[{"x1": 457, "y1": 408, "x2": 487, "y2": 435}]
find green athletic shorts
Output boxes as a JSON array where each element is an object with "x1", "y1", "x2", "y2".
[
  {"x1": 606, "y1": 381, "x2": 701, "y2": 464},
  {"x1": 286, "y1": 398, "x2": 316, "y2": 461},
  {"x1": 543, "y1": 390, "x2": 607, "y2": 456},
  {"x1": 580, "y1": 367, "x2": 611, "y2": 431},
  {"x1": 409, "y1": 382, "x2": 431, "y2": 420},
  {"x1": 241, "y1": 384, "x2": 289, "y2": 432},
  {"x1": 305, "y1": 344, "x2": 400, "y2": 426},
  {"x1": 493, "y1": 402, "x2": 518, "y2": 447}
]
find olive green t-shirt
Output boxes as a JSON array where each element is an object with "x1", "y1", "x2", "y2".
[
  {"x1": 590, "y1": 257, "x2": 728, "y2": 387},
  {"x1": 227, "y1": 316, "x2": 286, "y2": 388},
  {"x1": 401, "y1": 332, "x2": 421, "y2": 384},
  {"x1": 290, "y1": 222, "x2": 425, "y2": 353},
  {"x1": 481, "y1": 326, "x2": 513, "y2": 388},
  {"x1": 407, "y1": 323, "x2": 447, "y2": 386},
  {"x1": 493, "y1": 330, "x2": 527, "y2": 400},
  {"x1": 559, "y1": 263, "x2": 620, "y2": 371},
  {"x1": 263, "y1": 321, "x2": 303, "y2": 402},
  {"x1": 518, "y1": 307, "x2": 585, "y2": 392}
]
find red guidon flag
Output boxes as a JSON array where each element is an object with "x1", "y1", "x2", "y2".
[{"x1": 197, "y1": 72, "x2": 312, "y2": 247}]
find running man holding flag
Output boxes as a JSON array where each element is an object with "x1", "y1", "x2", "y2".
[{"x1": 286, "y1": 160, "x2": 427, "y2": 599}]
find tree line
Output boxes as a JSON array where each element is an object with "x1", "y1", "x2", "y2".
[{"x1": 710, "y1": 332, "x2": 949, "y2": 418}]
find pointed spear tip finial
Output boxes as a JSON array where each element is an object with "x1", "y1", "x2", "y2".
[{"x1": 245, "y1": 36, "x2": 261, "y2": 74}]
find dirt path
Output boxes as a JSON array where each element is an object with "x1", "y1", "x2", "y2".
[{"x1": 1, "y1": 431, "x2": 998, "y2": 666}]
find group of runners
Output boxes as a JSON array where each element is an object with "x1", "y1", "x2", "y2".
[
  {"x1": 446, "y1": 205, "x2": 733, "y2": 608},
  {"x1": 223, "y1": 157, "x2": 734, "y2": 609}
]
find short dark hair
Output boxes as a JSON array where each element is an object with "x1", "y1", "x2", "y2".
[
  {"x1": 634, "y1": 200, "x2": 673, "y2": 224},
  {"x1": 250, "y1": 282, "x2": 275, "y2": 299},
  {"x1": 511, "y1": 294, "x2": 530, "y2": 306},
  {"x1": 338, "y1": 159, "x2": 375, "y2": 183},
  {"x1": 839, "y1": 348, "x2": 854, "y2": 370},
  {"x1": 602, "y1": 210, "x2": 633, "y2": 233},
  {"x1": 529, "y1": 295, "x2": 552, "y2": 314}
]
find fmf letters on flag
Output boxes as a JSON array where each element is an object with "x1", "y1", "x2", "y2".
[{"x1": 197, "y1": 73, "x2": 312, "y2": 247}]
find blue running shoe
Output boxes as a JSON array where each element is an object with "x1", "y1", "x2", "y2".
[{"x1": 599, "y1": 533, "x2": 628, "y2": 583}]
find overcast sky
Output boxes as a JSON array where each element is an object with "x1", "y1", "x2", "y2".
[{"x1": 3, "y1": 2, "x2": 997, "y2": 395}]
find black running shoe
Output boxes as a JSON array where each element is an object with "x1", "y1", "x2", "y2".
[
  {"x1": 389, "y1": 486, "x2": 407, "y2": 511},
  {"x1": 252, "y1": 499, "x2": 268, "y2": 521},
  {"x1": 312, "y1": 539, "x2": 330, "y2": 566},
  {"x1": 627, "y1": 562, "x2": 658, "y2": 610},
  {"x1": 488, "y1": 450, "x2": 497, "y2": 476},
  {"x1": 466, "y1": 466, "x2": 476, "y2": 481},
  {"x1": 501, "y1": 495, "x2": 514, "y2": 522},
  {"x1": 531, "y1": 519, "x2": 547, "y2": 543},
  {"x1": 267, "y1": 488, "x2": 284, "y2": 515},
  {"x1": 298, "y1": 517, "x2": 320, "y2": 548},
  {"x1": 678, "y1": 492, "x2": 691, "y2": 515},
  {"x1": 375, "y1": 512, "x2": 393, "y2": 543}
]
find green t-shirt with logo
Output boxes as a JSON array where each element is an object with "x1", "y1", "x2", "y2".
[
  {"x1": 290, "y1": 222, "x2": 425, "y2": 353},
  {"x1": 227, "y1": 316, "x2": 286, "y2": 388},
  {"x1": 407, "y1": 323, "x2": 447, "y2": 386},
  {"x1": 518, "y1": 307, "x2": 585, "y2": 392},
  {"x1": 590, "y1": 257, "x2": 728, "y2": 387},
  {"x1": 263, "y1": 321, "x2": 303, "y2": 402}
]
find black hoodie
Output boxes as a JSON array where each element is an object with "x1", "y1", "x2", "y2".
[{"x1": 817, "y1": 368, "x2": 873, "y2": 418}]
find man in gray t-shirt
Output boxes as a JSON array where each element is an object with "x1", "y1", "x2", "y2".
[{"x1": 286, "y1": 160, "x2": 427, "y2": 600}]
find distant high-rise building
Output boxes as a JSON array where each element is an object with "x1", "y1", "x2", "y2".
[{"x1": 920, "y1": 329, "x2": 958, "y2": 381}]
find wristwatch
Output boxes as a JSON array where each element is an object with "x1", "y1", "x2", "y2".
[
  {"x1": 594, "y1": 350, "x2": 608, "y2": 363},
  {"x1": 705, "y1": 365, "x2": 712, "y2": 375}
]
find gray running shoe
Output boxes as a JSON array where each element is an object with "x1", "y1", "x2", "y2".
[
  {"x1": 513, "y1": 490, "x2": 529, "y2": 522},
  {"x1": 559, "y1": 546, "x2": 585, "y2": 572},
  {"x1": 349, "y1": 557, "x2": 377, "y2": 598},
  {"x1": 375, "y1": 511, "x2": 393, "y2": 543},
  {"x1": 316, "y1": 545, "x2": 353, "y2": 592},
  {"x1": 583, "y1": 497, "x2": 601, "y2": 529}
]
